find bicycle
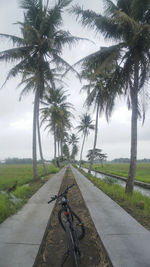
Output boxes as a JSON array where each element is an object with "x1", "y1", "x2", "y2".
[{"x1": 48, "y1": 183, "x2": 85, "y2": 267}]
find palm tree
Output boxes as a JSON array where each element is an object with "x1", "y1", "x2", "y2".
[
  {"x1": 86, "y1": 148, "x2": 107, "y2": 165},
  {"x1": 69, "y1": 133, "x2": 79, "y2": 162},
  {"x1": 76, "y1": 113, "x2": 94, "y2": 167},
  {"x1": 71, "y1": 0, "x2": 150, "y2": 194},
  {"x1": 40, "y1": 87, "x2": 73, "y2": 164},
  {"x1": 0, "y1": 0, "x2": 81, "y2": 180},
  {"x1": 71, "y1": 144, "x2": 79, "y2": 162},
  {"x1": 69, "y1": 133, "x2": 79, "y2": 146},
  {"x1": 18, "y1": 68, "x2": 49, "y2": 175},
  {"x1": 81, "y1": 72, "x2": 117, "y2": 174},
  {"x1": 63, "y1": 143, "x2": 70, "y2": 161}
]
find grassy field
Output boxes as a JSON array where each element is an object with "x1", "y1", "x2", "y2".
[
  {"x1": 0, "y1": 164, "x2": 58, "y2": 190},
  {"x1": 83, "y1": 163, "x2": 150, "y2": 184},
  {"x1": 0, "y1": 164, "x2": 59, "y2": 223}
]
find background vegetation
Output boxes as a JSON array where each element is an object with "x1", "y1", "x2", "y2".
[
  {"x1": 0, "y1": 163, "x2": 59, "y2": 223},
  {"x1": 83, "y1": 163, "x2": 150, "y2": 184}
]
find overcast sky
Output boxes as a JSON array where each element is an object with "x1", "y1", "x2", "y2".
[{"x1": 0, "y1": 0, "x2": 149, "y2": 161}]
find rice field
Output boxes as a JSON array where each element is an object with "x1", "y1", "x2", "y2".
[
  {"x1": 84, "y1": 163, "x2": 150, "y2": 184},
  {"x1": 0, "y1": 164, "x2": 58, "y2": 191},
  {"x1": 0, "y1": 164, "x2": 59, "y2": 223}
]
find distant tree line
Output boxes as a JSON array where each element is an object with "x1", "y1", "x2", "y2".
[
  {"x1": 1, "y1": 157, "x2": 149, "y2": 165},
  {"x1": 2, "y1": 158, "x2": 34, "y2": 164},
  {"x1": 110, "y1": 158, "x2": 150, "y2": 163}
]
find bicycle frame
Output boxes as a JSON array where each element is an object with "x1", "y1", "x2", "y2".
[{"x1": 48, "y1": 184, "x2": 84, "y2": 267}]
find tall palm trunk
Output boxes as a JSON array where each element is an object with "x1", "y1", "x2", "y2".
[
  {"x1": 58, "y1": 140, "x2": 60, "y2": 157},
  {"x1": 32, "y1": 89, "x2": 39, "y2": 180},
  {"x1": 126, "y1": 57, "x2": 139, "y2": 194},
  {"x1": 36, "y1": 54, "x2": 49, "y2": 175},
  {"x1": 60, "y1": 137, "x2": 63, "y2": 157},
  {"x1": 57, "y1": 139, "x2": 60, "y2": 167},
  {"x1": 88, "y1": 103, "x2": 99, "y2": 174},
  {"x1": 79, "y1": 133, "x2": 86, "y2": 168},
  {"x1": 54, "y1": 125, "x2": 57, "y2": 166},
  {"x1": 37, "y1": 107, "x2": 48, "y2": 175}
]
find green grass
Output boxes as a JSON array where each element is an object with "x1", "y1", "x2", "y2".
[
  {"x1": 13, "y1": 185, "x2": 31, "y2": 199},
  {"x1": 0, "y1": 164, "x2": 59, "y2": 223},
  {"x1": 0, "y1": 164, "x2": 59, "y2": 191},
  {"x1": 79, "y1": 168, "x2": 150, "y2": 230},
  {"x1": 83, "y1": 163, "x2": 150, "y2": 184},
  {"x1": 0, "y1": 194, "x2": 16, "y2": 223}
]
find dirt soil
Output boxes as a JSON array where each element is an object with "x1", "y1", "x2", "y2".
[{"x1": 35, "y1": 167, "x2": 111, "y2": 267}]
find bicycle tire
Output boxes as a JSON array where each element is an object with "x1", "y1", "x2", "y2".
[
  {"x1": 65, "y1": 221, "x2": 79, "y2": 267},
  {"x1": 58, "y1": 208, "x2": 85, "y2": 240}
]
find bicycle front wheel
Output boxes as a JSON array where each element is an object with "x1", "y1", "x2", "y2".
[
  {"x1": 65, "y1": 222, "x2": 79, "y2": 267},
  {"x1": 58, "y1": 208, "x2": 85, "y2": 240}
]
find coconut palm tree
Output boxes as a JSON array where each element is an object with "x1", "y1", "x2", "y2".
[
  {"x1": 18, "y1": 68, "x2": 49, "y2": 174},
  {"x1": 40, "y1": 86, "x2": 73, "y2": 164},
  {"x1": 71, "y1": 144, "x2": 79, "y2": 162},
  {"x1": 69, "y1": 133, "x2": 79, "y2": 146},
  {"x1": 81, "y1": 71, "x2": 117, "y2": 174},
  {"x1": 69, "y1": 133, "x2": 79, "y2": 162},
  {"x1": 76, "y1": 113, "x2": 94, "y2": 167},
  {"x1": 0, "y1": 0, "x2": 81, "y2": 180},
  {"x1": 71, "y1": 0, "x2": 150, "y2": 194},
  {"x1": 63, "y1": 143, "x2": 70, "y2": 161},
  {"x1": 86, "y1": 148, "x2": 107, "y2": 165}
]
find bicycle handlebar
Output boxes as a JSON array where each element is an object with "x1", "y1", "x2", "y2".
[{"x1": 48, "y1": 184, "x2": 74, "y2": 204}]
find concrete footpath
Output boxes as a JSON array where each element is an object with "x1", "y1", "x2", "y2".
[
  {"x1": 71, "y1": 166, "x2": 150, "y2": 267},
  {"x1": 0, "y1": 167, "x2": 66, "y2": 267}
]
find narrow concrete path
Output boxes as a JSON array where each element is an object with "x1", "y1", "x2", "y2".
[
  {"x1": 0, "y1": 167, "x2": 66, "y2": 267},
  {"x1": 71, "y1": 166, "x2": 150, "y2": 267}
]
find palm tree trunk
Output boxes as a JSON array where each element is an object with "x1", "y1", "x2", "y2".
[
  {"x1": 61, "y1": 138, "x2": 63, "y2": 157},
  {"x1": 32, "y1": 90, "x2": 39, "y2": 180},
  {"x1": 79, "y1": 133, "x2": 86, "y2": 168},
  {"x1": 58, "y1": 140, "x2": 60, "y2": 157},
  {"x1": 37, "y1": 107, "x2": 48, "y2": 175},
  {"x1": 33, "y1": 53, "x2": 47, "y2": 179},
  {"x1": 125, "y1": 57, "x2": 139, "y2": 195},
  {"x1": 57, "y1": 139, "x2": 60, "y2": 167},
  {"x1": 54, "y1": 126, "x2": 57, "y2": 166},
  {"x1": 88, "y1": 103, "x2": 99, "y2": 174}
]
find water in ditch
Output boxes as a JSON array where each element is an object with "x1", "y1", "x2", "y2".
[{"x1": 81, "y1": 167, "x2": 150, "y2": 198}]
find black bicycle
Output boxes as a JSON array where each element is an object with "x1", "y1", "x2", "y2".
[{"x1": 48, "y1": 184, "x2": 85, "y2": 267}]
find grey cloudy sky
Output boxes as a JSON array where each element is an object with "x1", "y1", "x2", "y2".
[{"x1": 0, "y1": 0, "x2": 149, "y2": 161}]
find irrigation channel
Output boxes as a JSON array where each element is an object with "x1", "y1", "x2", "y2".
[{"x1": 80, "y1": 167, "x2": 150, "y2": 198}]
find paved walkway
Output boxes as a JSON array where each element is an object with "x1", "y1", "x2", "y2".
[
  {"x1": 0, "y1": 167, "x2": 66, "y2": 267},
  {"x1": 71, "y1": 166, "x2": 150, "y2": 267}
]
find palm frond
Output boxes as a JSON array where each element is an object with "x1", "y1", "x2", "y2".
[
  {"x1": 103, "y1": 0, "x2": 118, "y2": 16},
  {"x1": 71, "y1": 4, "x2": 122, "y2": 40},
  {"x1": 70, "y1": 4, "x2": 100, "y2": 28},
  {"x1": 54, "y1": 30, "x2": 92, "y2": 49},
  {"x1": 19, "y1": 80, "x2": 35, "y2": 101},
  {"x1": 0, "y1": 34, "x2": 25, "y2": 46},
  {"x1": 1, "y1": 60, "x2": 27, "y2": 88},
  {"x1": 58, "y1": 0, "x2": 72, "y2": 9},
  {"x1": 20, "y1": 0, "x2": 41, "y2": 27},
  {"x1": 0, "y1": 46, "x2": 32, "y2": 63},
  {"x1": 83, "y1": 44, "x2": 123, "y2": 78},
  {"x1": 52, "y1": 53, "x2": 81, "y2": 80},
  {"x1": 131, "y1": 0, "x2": 150, "y2": 21},
  {"x1": 115, "y1": 10, "x2": 140, "y2": 33}
]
